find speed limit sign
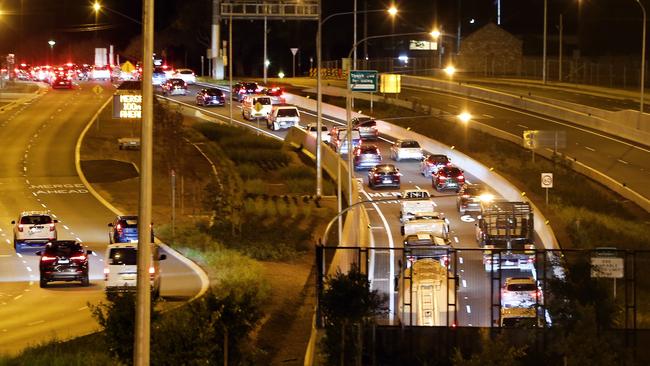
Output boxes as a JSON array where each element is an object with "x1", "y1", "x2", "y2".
[{"x1": 541, "y1": 173, "x2": 553, "y2": 188}]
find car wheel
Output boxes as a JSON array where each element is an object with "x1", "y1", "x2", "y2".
[
  {"x1": 39, "y1": 277, "x2": 48, "y2": 288},
  {"x1": 81, "y1": 274, "x2": 90, "y2": 287},
  {"x1": 400, "y1": 226, "x2": 405, "y2": 236}
]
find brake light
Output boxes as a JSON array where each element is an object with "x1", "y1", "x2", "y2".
[
  {"x1": 41, "y1": 255, "x2": 57, "y2": 262},
  {"x1": 71, "y1": 254, "x2": 86, "y2": 261},
  {"x1": 446, "y1": 162, "x2": 452, "y2": 166},
  {"x1": 462, "y1": 194, "x2": 470, "y2": 198},
  {"x1": 49, "y1": 223, "x2": 55, "y2": 232},
  {"x1": 104, "y1": 267, "x2": 109, "y2": 281},
  {"x1": 458, "y1": 175, "x2": 465, "y2": 180},
  {"x1": 149, "y1": 265, "x2": 155, "y2": 280},
  {"x1": 18, "y1": 224, "x2": 24, "y2": 232},
  {"x1": 439, "y1": 176, "x2": 447, "y2": 180}
]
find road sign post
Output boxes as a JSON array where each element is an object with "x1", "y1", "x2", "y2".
[
  {"x1": 591, "y1": 248, "x2": 624, "y2": 298},
  {"x1": 290, "y1": 48, "x2": 299, "y2": 77},
  {"x1": 541, "y1": 173, "x2": 553, "y2": 205}
]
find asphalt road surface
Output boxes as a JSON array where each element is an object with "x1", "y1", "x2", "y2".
[
  {"x1": 0, "y1": 81, "x2": 203, "y2": 355},
  {"x1": 165, "y1": 82, "x2": 541, "y2": 327}
]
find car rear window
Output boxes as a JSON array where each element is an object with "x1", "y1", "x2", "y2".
[
  {"x1": 429, "y1": 155, "x2": 449, "y2": 164},
  {"x1": 207, "y1": 89, "x2": 223, "y2": 96},
  {"x1": 338, "y1": 130, "x2": 361, "y2": 139},
  {"x1": 20, "y1": 215, "x2": 52, "y2": 225},
  {"x1": 244, "y1": 83, "x2": 258, "y2": 90},
  {"x1": 358, "y1": 120, "x2": 376, "y2": 128},
  {"x1": 445, "y1": 167, "x2": 462, "y2": 176},
  {"x1": 47, "y1": 242, "x2": 82, "y2": 256},
  {"x1": 171, "y1": 80, "x2": 184, "y2": 85},
  {"x1": 401, "y1": 141, "x2": 420, "y2": 148},
  {"x1": 119, "y1": 219, "x2": 138, "y2": 228},
  {"x1": 276, "y1": 108, "x2": 298, "y2": 117},
  {"x1": 360, "y1": 146, "x2": 379, "y2": 154},
  {"x1": 507, "y1": 283, "x2": 537, "y2": 292},
  {"x1": 180, "y1": 70, "x2": 193, "y2": 74},
  {"x1": 464, "y1": 187, "x2": 483, "y2": 196},
  {"x1": 254, "y1": 97, "x2": 271, "y2": 105},
  {"x1": 109, "y1": 248, "x2": 137, "y2": 265}
]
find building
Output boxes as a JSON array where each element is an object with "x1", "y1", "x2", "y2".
[{"x1": 456, "y1": 23, "x2": 523, "y2": 76}]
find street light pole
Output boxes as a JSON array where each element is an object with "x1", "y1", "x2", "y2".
[
  {"x1": 635, "y1": 0, "x2": 646, "y2": 115},
  {"x1": 542, "y1": 0, "x2": 548, "y2": 84},
  {"x1": 134, "y1": 0, "x2": 154, "y2": 364}
]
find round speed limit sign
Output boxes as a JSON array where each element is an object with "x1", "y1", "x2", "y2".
[{"x1": 541, "y1": 173, "x2": 553, "y2": 188}]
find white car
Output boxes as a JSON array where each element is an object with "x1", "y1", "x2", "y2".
[
  {"x1": 305, "y1": 123, "x2": 330, "y2": 143},
  {"x1": 242, "y1": 94, "x2": 273, "y2": 120},
  {"x1": 12, "y1": 211, "x2": 58, "y2": 250},
  {"x1": 91, "y1": 65, "x2": 111, "y2": 80},
  {"x1": 501, "y1": 277, "x2": 542, "y2": 308},
  {"x1": 390, "y1": 139, "x2": 423, "y2": 161},
  {"x1": 267, "y1": 105, "x2": 300, "y2": 130},
  {"x1": 104, "y1": 242, "x2": 166, "y2": 298},
  {"x1": 172, "y1": 68, "x2": 196, "y2": 85}
]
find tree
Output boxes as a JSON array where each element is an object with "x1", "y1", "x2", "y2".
[
  {"x1": 452, "y1": 330, "x2": 526, "y2": 366},
  {"x1": 320, "y1": 265, "x2": 385, "y2": 366}
]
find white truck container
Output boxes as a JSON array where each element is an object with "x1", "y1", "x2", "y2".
[
  {"x1": 401, "y1": 212, "x2": 449, "y2": 239},
  {"x1": 397, "y1": 258, "x2": 454, "y2": 326},
  {"x1": 399, "y1": 189, "x2": 435, "y2": 223}
]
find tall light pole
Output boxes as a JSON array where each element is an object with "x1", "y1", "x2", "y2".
[
  {"x1": 636, "y1": 0, "x2": 646, "y2": 115},
  {"x1": 134, "y1": 0, "x2": 154, "y2": 364},
  {"x1": 48, "y1": 40, "x2": 56, "y2": 64},
  {"x1": 542, "y1": 0, "x2": 548, "y2": 84},
  {"x1": 315, "y1": 6, "x2": 397, "y2": 198}
]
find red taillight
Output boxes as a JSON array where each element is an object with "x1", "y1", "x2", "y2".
[
  {"x1": 70, "y1": 254, "x2": 86, "y2": 261},
  {"x1": 49, "y1": 223, "x2": 55, "y2": 232},
  {"x1": 462, "y1": 194, "x2": 470, "y2": 198},
  {"x1": 458, "y1": 175, "x2": 465, "y2": 180},
  {"x1": 18, "y1": 224, "x2": 24, "y2": 232},
  {"x1": 439, "y1": 176, "x2": 447, "y2": 180},
  {"x1": 41, "y1": 255, "x2": 57, "y2": 262},
  {"x1": 149, "y1": 266, "x2": 155, "y2": 280}
]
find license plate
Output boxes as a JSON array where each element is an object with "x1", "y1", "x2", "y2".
[
  {"x1": 58, "y1": 259, "x2": 69, "y2": 264},
  {"x1": 448, "y1": 183, "x2": 457, "y2": 187},
  {"x1": 383, "y1": 179, "x2": 392, "y2": 183},
  {"x1": 122, "y1": 275, "x2": 136, "y2": 281}
]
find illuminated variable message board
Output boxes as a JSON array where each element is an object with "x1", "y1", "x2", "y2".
[{"x1": 113, "y1": 94, "x2": 142, "y2": 119}]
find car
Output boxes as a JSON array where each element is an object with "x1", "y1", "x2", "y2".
[
  {"x1": 91, "y1": 65, "x2": 111, "y2": 80},
  {"x1": 161, "y1": 78, "x2": 188, "y2": 96},
  {"x1": 152, "y1": 66, "x2": 167, "y2": 85},
  {"x1": 367, "y1": 164, "x2": 401, "y2": 189},
  {"x1": 12, "y1": 211, "x2": 58, "y2": 250},
  {"x1": 241, "y1": 94, "x2": 272, "y2": 120},
  {"x1": 232, "y1": 82, "x2": 259, "y2": 102},
  {"x1": 304, "y1": 123, "x2": 330, "y2": 143},
  {"x1": 390, "y1": 139, "x2": 423, "y2": 161},
  {"x1": 500, "y1": 307, "x2": 543, "y2": 328},
  {"x1": 501, "y1": 277, "x2": 542, "y2": 308},
  {"x1": 432, "y1": 166, "x2": 465, "y2": 192},
  {"x1": 351, "y1": 117, "x2": 379, "y2": 140},
  {"x1": 104, "y1": 242, "x2": 166, "y2": 298},
  {"x1": 51, "y1": 75, "x2": 73, "y2": 89},
  {"x1": 329, "y1": 127, "x2": 361, "y2": 154},
  {"x1": 402, "y1": 233, "x2": 451, "y2": 268},
  {"x1": 456, "y1": 183, "x2": 494, "y2": 215},
  {"x1": 118, "y1": 137, "x2": 141, "y2": 150},
  {"x1": 267, "y1": 104, "x2": 300, "y2": 130},
  {"x1": 172, "y1": 68, "x2": 196, "y2": 84},
  {"x1": 196, "y1": 88, "x2": 226, "y2": 106},
  {"x1": 36, "y1": 240, "x2": 92, "y2": 288},
  {"x1": 262, "y1": 86, "x2": 286, "y2": 104},
  {"x1": 420, "y1": 154, "x2": 451, "y2": 177},
  {"x1": 353, "y1": 144, "x2": 382, "y2": 170},
  {"x1": 108, "y1": 215, "x2": 154, "y2": 243}
]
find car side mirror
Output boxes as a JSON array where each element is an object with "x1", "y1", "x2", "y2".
[
  {"x1": 87, "y1": 250, "x2": 93, "y2": 255},
  {"x1": 159, "y1": 254, "x2": 167, "y2": 261},
  {"x1": 108, "y1": 223, "x2": 114, "y2": 227},
  {"x1": 11, "y1": 220, "x2": 15, "y2": 224},
  {"x1": 35, "y1": 251, "x2": 42, "y2": 256}
]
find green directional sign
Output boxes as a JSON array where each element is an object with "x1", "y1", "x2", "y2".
[{"x1": 349, "y1": 70, "x2": 378, "y2": 92}]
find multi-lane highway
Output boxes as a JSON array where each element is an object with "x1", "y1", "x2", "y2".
[
  {"x1": 164, "y1": 82, "x2": 538, "y2": 327},
  {"x1": 0, "y1": 82, "x2": 204, "y2": 354}
]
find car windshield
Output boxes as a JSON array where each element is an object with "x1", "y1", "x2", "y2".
[
  {"x1": 109, "y1": 248, "x2": 137, "y2": 265},
  {"x1": 47, "y1": 242, "x2": 82, "y2": 256},
  {"x1": 20, "y1": 215, "x2": 52, "y2": 225},
  {"x1": 507, "y1": 283, "x2": 537, "y2": 292},
  {"x1": 401, "y1": 141, "x2": 420, "y2": 148},
  {"x1": 254, "y1": 97, "x2": 271, "y2": 105},
  {"x1": 276, "y1": 108, "x2": 298, "y2": 117},
  {"x1": 353, "y1": 117, "x2": 373, "y2": 125},
  {"x1": 206, "y1": 89, "x2": 222, "y2": 96},
  {"x1": 153, "y1": 67, "x2": 165, "y2": 74},
  {"x1": 358, "y1": 120, "x2": 376, "y2": 128},
  {"x1": 446, "y1": 167, "x2": 462, "y2": 176}
]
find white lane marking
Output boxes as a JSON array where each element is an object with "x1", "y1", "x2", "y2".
[
  {"x1": 21, "y1": 260, "x2": 26, "y2": 264},
  {"x1": 459, "y1": 256, "x2": 464, "y2": 264},
  {"x1": 360, "y1": 189, "x2": 395, "y2": 323},
  {"x1": 16, "y1": 253, "x2": 22, "y2": 258},
  {"x1": 466, "y1": 305, "x2": 472, "y2": 314},
  {"x1": 32, "y1": 192, "x2": 37, "y2": 196},
  {"x1": 370, "y1": 226, "x2": 385, "y2": 230},
  {"x1": 40, "y1": 203, "x2": 46, "y2": 208},
  {"x1": 585, "y1": 146, "x2": 596, "y2": 152},
  {"x1": 6, "y1": 239, "x2": 10, "y2": 244},
  {"x1": 77, "y1": 306, "x2": 88, "y2": 311},
  {"x1": 618, "y1": 159, "x2": 629, "y2": 165},
  {"x1": 27, "y1": 320, "x2": 45, "y2": 326},
  {"x1": 483, "y1": 114, "x2": 495, "y2": 118},
  {"x1": 453, "y1": 236, "x2": 459, "y2": 244},
  {"x1": 63, "y1": 225, "x2": 69, "y2": 230},
  {"x1": 14, "y1": 295, "x2": 22, "y2": 300},
  {"x1": 25, "y1": 267, "x2": 32, "y2": 272},
  {"x1": 517, "y1": 124, "x2": 529, "y2": 129},
  {"x1": 462, "y1": 279, "x2": 467, "y2": 288},
  {"x1": 76, "y1": 237, "x2": 82, "y2": 242},
  {"x1": 415, "y1": 185, "x2": 421, "y2": 190},
  {"x1": 431, "y1": 201, "x2": 437, "y2": 207},
  {"x1": 25, "y1": 179, "x2": 29, "y2": 184},
  {"x1": 91, "y1": 251, "x2": 97, "y2": 256}
]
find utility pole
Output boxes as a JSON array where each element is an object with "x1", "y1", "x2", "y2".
[
  {"x1": 353, "y1": 0, "x2": 358, "y2": 70},
  {"x1": 542, "y1": 0, "x2": 548, "y2": 84},
  {"x1": 134, "y1": 0, "x2": 154, "y2": 364},
  {"x1": 558, "y1": 14, "x2": 563, "y2": 82},
  {"x1": 363, "y1": 0, "x2": 368, "y2": 62},
  {"x1": 316, "y1": 0, "x2": 323, "y2": 197},
  {"x1": 263, "y1": 16, "x2": 268, "y2": 84}
]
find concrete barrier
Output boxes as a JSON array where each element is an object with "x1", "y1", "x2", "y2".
[{"x1": 400, "y1": 75, "x2": 650, "y2": 147}]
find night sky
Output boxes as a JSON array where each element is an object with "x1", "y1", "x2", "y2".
[{"x1": 0, "y1": 1, "x2": 645, "y2": 75}]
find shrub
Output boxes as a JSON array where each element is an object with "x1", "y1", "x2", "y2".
[
  {"x1": 244, "y1": 179, "x2": 267, "y2": 195},
  {"x1": 278, "y1": 165, "x2": 315, "y2": 180},
  {"x1": 236, "y1": 163, "x2": 264, "y2": 180}
]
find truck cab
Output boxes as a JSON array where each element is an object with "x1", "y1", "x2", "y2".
[{"x1": 399, "y1": 189, "x2": 434, "y2": 223}]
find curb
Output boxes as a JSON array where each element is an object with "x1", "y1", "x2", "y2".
[{"x1": 74, "y1": 96, "x2": 210, "y2": 302}]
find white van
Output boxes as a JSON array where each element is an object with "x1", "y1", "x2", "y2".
[
  {"x1": 104, "y1": 242, "x2": 166, "y2": 298},
  {"x1": 242, "y1": 94, "x2": 272, "y2": 120},
  {"x1": 267, "y1": 105, "x2": 300, "y2": 130}
]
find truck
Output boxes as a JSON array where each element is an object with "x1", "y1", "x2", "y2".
[
  {"x1": 397, "y1": 258, "x2": 454, "y2": 326},
  {"x1": 399, "y1": 189, "x2": 435, "y2": 223},
  {"x1": 401, "y1": 212, "x2": 449, "y2": 239},
  {"x1": 475, "y1": 201, "x2": 536, "y2": 272}
]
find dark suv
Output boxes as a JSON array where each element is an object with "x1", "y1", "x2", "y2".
[{"x1": 37, "y1": 240, "x2": 92, "y2": 288}]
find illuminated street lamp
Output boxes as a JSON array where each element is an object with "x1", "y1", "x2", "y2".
[
  {"x1": 93, "y1": 2, "x2": 101, "y2": 12},
  {"x1": 388, "y1": 6, "x2": 398, "y2": 16},
  {"x1": 444, "y1": 65, "x2": 456, "y2": 77},
  {"x1": 458, "y1": 111, "x2": 472, "y2": 123},
  {"x1": 430, "y1": 29, "x2": 441, "y2": 39},
  {"x1": 48, "y1": 40, "x2": 56, "y2": 64}
]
